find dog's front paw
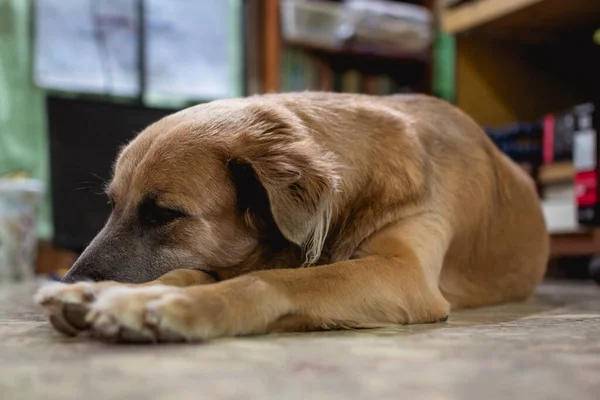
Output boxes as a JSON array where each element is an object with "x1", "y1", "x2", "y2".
[
  {"x1": 142, "y1": 283, "x2": 278, "y2": 342},
  {"x1": 86, "y1": 286, "x2": 183, "y2": 342},
  {"x1": 143, "y1": 291, "x2": 224, "y2": 342},
  {"x1": 35, "y1": 282, "x2": 97, "y2": 336},
  {"x1": 86, "y1": 286, "x2": 232, "y2": 343}
]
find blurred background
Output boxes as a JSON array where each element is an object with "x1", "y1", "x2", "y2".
[{"x1": 0, "y1": 0, "x2": 599, "y2": 284}]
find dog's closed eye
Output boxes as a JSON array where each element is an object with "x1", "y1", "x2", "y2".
[{"x1": 138, "y1": 197, "x2": 188, "y2": 227}]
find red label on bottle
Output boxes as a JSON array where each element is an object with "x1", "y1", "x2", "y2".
[{"x1": 575, "y1": 170, "x2": 598, "y2": 206}]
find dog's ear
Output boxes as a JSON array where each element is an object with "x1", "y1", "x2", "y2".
[{"x1": 229, "y1": 114, "x2": 339, "y2": 265}]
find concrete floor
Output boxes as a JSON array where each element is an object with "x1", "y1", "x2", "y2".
[{"x1": 0, "y1": 280, "x2": 599, "y2": 400}]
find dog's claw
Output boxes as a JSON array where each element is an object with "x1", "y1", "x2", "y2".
[
  {"x1": 144, "y1": 307, "x2": 161, "y2": 326},
  {"x1": 143, "y1": 307, "x2": 187, "y2": 342}
]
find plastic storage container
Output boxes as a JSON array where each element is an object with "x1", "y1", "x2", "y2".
[
  {"x1": 281, "y1": 1, "x2": 353, "y2": 47},
  {"x1": 0, "y1": 179, "x2": 44, "y2": 282},
  {"x1": 346, "y1": 0, "x2": 433, "y2": 51},
  {"x1": 280, "y1": 0, "x2": 432, "y2": 51}
]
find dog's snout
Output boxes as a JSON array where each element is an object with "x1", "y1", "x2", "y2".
[{"x1": 61, "y1": 256, "x2": 105, "y2": 283}]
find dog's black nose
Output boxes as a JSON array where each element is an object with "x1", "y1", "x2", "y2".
[
  {"x1": 60, "y1": 273, "x2": 80, "y2": 283},
  {"x1": 61, "y1": 270, "x2": 96, "y2": 283}
]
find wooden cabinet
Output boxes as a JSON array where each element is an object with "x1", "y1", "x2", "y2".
[{"x1": 442, "y1": 0, "x2": 600, "y2": 258}]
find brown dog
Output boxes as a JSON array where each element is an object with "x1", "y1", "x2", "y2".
[{"x1": 35, "y1": 92, "x2": 548, "y2": 342}]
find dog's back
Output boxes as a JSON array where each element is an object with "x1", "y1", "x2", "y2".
[{"x1": 269, "y1": 93, "x2": 549, "y2": 308}]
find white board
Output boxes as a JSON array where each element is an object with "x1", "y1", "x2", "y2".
[
  {"x1": 144, "y1": 0, "x2": 243, "y2": 102},
  {"x1": 34, "y1": 0, "x2": 243, "y2": 101},
  {"x1": 34, "y1": 0, "x2": 140, "y2": 97}
]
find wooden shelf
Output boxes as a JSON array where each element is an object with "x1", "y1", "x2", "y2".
[
  {"x1": 285, "y1": 39, "x2": 432, "y2": 64},
  {"x1": 443, "y1": 0, "x2": 600, "y2": 36},
  {"x1": 551, "y1": 229, "x2": 600, "y2": 258},
  {"x1": 445, "y1": 0, "x2": 600, "y2": 260},
  {"x1": 539, "y1": 162, "x2": 574, "y2": 184},
  {"x1": 36, "y1": 241, "x2": 77, "y2": 275}
]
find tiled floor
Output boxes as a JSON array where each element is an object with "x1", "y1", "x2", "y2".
[{"x1": 1, "y1": 280, "x2": 599, "y2": 400}]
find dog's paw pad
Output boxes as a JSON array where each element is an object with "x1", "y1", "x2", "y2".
[
  {"x1": 63, "y1": 303, "x2": 91, "y2": 330},
  {"x1": 34, "y1": 282, "x2": 97, "y2": 336},
  {"x1": 48, "y1": 314, "x2": 80, "y2": 336}
]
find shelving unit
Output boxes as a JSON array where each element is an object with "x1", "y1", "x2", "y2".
[
  {"x1": 550, "y1": 229, "x2": 600, "y2": 258},
  {"x1": 442, "y1": 0, "x2": 600, "y2": 258},
  {"x1": 443, "y1": 0, "x2": 600, "y2": 38},
  {"x1": 538, "y1": 162, "x2": 574, "y2": 185},
  {"x1": 261, "y1": 0, "x2": 436, "y2": 95},
  {"x1": 285, "y1": 39, "x2": 432, "y2": 64}
]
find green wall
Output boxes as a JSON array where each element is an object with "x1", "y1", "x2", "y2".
[{"x1": 0, "y1": 0, "x2": 51, "y2": 239}]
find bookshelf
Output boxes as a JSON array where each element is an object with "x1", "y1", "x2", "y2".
[
  {"x1": 442, "y1": 0, "x2": 600, "y2": 259},
  {"x1": 285, "y1": 39, "x2": 432, "y2": 64},
  {"x1": 443, "y1": 0, "x2": 544, "y2": 34},
  {"x1": 443, "y1": 0, "x2": 600, "y2": 38},
  {"x1": 539, "y1": 163, "x2": 574, "y2": 185}
]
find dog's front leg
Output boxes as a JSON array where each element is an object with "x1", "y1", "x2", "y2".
[{"x1": 84, "y1": 215, "x2": 452, "y2": 342}]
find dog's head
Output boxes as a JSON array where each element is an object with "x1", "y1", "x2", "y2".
[{"x1": 63, "y1": 100, "x2": 339, "y2": 283}]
